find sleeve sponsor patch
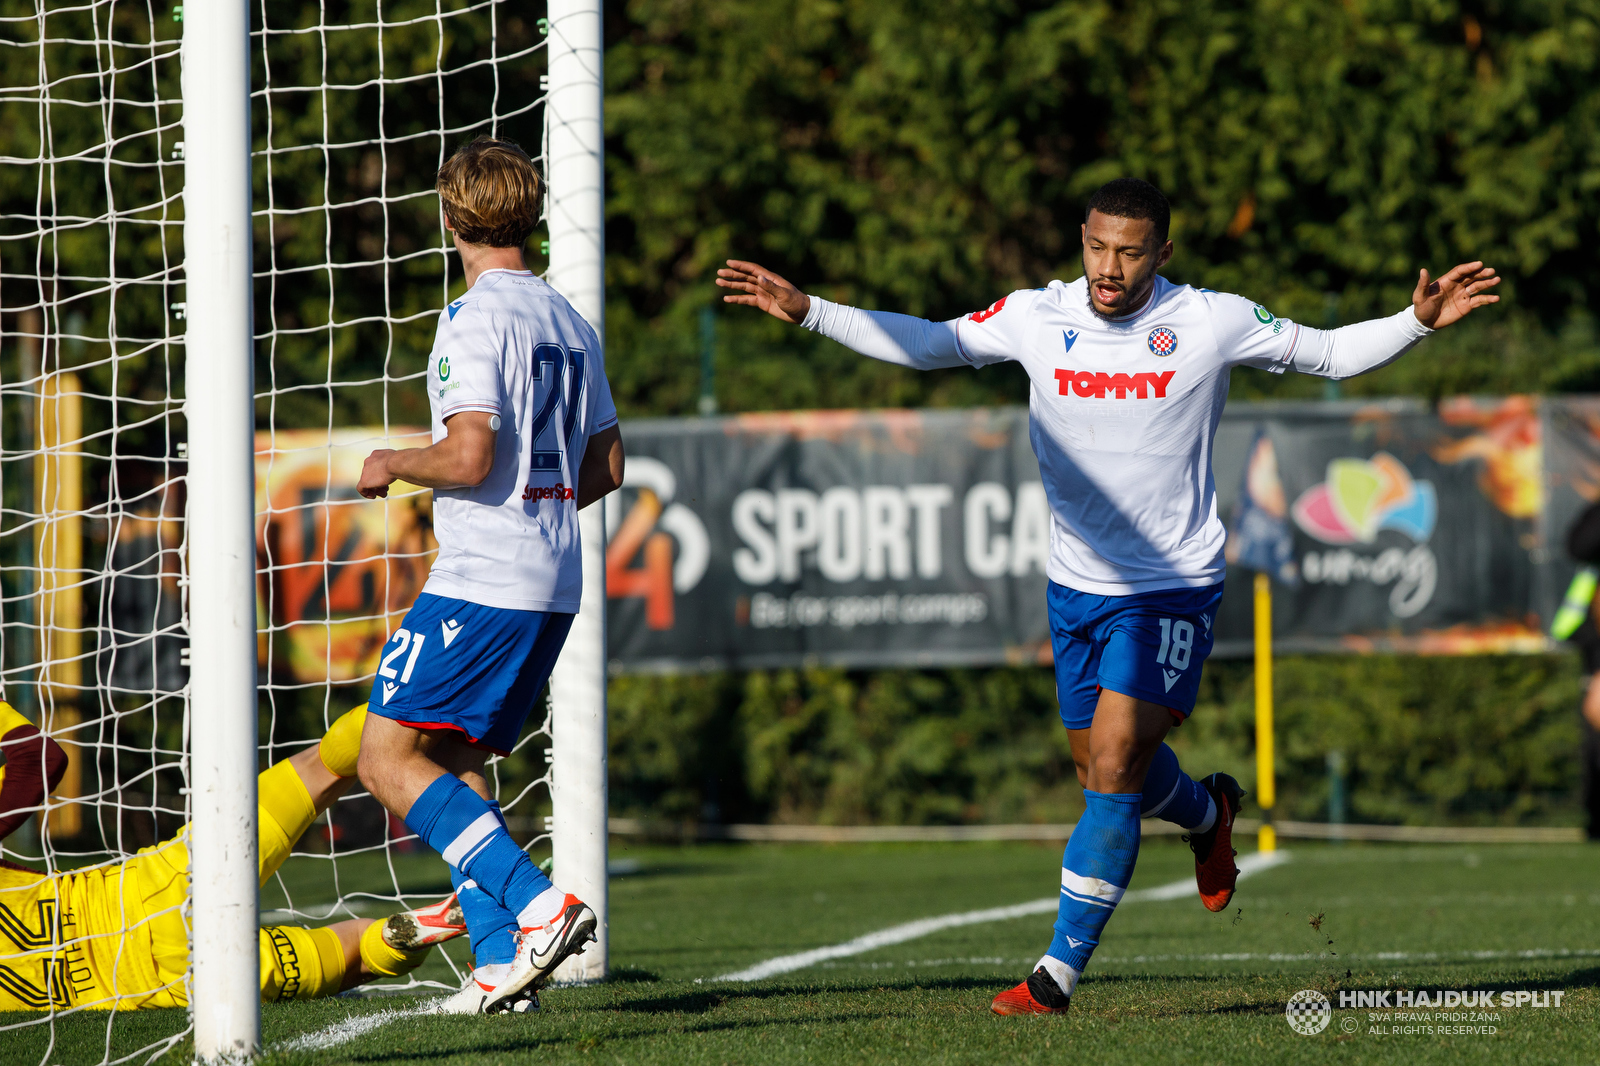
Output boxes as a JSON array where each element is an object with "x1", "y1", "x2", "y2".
[{"x1": 967, "y1": 295, "x2": 1008, "y2": 323}]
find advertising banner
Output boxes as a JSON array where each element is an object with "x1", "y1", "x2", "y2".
[
  {"x1": 251, "y1": 399, "x2": 1600, "y2": 680},
  {"x1": 254, "y1": 428, "x2": 437, "y2": 684}
]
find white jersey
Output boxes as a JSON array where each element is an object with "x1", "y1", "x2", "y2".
[
  {"x1": 419, "y1": 268, "x2": 617, "y2": 613},
  {"x1": 953, "y1": 275, "x2": 1317, "y2": 595}
]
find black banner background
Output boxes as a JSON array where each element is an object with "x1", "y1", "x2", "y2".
[{"x1": 604, "y1": 398, "x2": 1580, "y2": 673}]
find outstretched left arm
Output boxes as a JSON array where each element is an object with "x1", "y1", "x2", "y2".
[{"x1": 1288, "y1": 261, "x2": 1501, "y2": 380}]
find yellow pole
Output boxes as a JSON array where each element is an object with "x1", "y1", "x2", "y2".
[
  {"x1": 36, "y1": 371, "x2": 82, "y2": 839},
  {"x1": 1253, "y1": 572, "x2": 1276, "y2": 852}
]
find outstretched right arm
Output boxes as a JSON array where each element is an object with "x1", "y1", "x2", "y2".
[{"x1": 716, "y1": 259, "x2": 973, "y2": 370}]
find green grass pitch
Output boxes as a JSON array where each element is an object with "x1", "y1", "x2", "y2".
[{"x1": 7, "y1": 839, "x2": 1600, "y2": 1064}]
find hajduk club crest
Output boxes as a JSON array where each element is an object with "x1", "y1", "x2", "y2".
[{"x1": 1147, "y1": 326, "x2": 1178, "y2": 356}]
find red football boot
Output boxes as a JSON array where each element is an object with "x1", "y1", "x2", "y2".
[
  {"x1": 1187, "y1": 773, "x2": 1244, "y2": 912},
  {"x1": 990, "y1": 968, "x2": 1072, "y2": 1016},
  {"x1": 382, "y1": 893, "x2": 467, "y2": 950}
]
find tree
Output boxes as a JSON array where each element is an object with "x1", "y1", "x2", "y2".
[{"x1": 604, "y1": 0, "x2": 1600, "y2": 414}]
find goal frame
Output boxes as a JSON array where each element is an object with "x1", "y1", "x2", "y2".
[{"x1": 185, "y1": 1, "x2": 609, "y2": 1056}]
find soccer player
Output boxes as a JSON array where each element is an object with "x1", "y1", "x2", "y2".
[
  {"x1": 716, "y1": 178, "x2": 1500, "y2": 1015},
  {"x1": 0, "y1": 703, "x2": 465, "y2": 1011},
  {"x1": 355, "y1": 137, "x2": 625, "y2": 1014}
]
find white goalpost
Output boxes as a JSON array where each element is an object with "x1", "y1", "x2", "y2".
[
  {"x1": 543, "y1": 0, "x2": 609, "y2": 987},
  {"x1": 182, "y1": 0, "x2": 261, "y2": 1054},
  {"x1": 1, "y1": 0, "x2": 608, "y2": 1060}
]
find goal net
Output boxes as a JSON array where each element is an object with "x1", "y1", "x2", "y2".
[{"x1": 0, "y1": 1, "x2": 590, "y2": 1060}]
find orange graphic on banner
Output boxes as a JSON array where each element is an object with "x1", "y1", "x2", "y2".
[
  {"x1": 255, "y1": 429, "x2": 437, "y2": 683},
  {"x1": 606, "y1": 488, "x2": 675, "y2": 630}
]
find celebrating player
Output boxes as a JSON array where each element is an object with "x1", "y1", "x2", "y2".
[
  {"x1": 0, "y1": 703, "x2": 466, "y2": 1011},
  {"x1": 717, "y1": 178, "x2": 1500, "y2": 1015},
  {"x1": 355, "y1": 137, "x2": 625, "y2": 1014}
]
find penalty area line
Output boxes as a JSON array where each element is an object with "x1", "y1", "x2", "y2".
[{"x1": 712, "y1": 850, "x2": 1293, "y2": 983}]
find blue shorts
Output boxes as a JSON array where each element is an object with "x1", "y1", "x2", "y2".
[
  {"x1": 366, "y1": 593, "x2": 574, "y2": 756},
  {"x1": 1048, "y1": 580, "x2": 1224, "y2": 731}
]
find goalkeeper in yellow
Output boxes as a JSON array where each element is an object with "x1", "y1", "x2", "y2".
[{"x1": 0, "y1": 703, "x2": 466, "y2": 1011}]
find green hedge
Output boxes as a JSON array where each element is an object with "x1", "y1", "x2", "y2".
[{"x1": 609, "y1": 655, "x2": 1587, "y2": 829}]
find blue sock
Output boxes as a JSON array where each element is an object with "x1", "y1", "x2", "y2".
[
  {"x1": 449, "y1": 804, "x2": 519, "y2": 966},
  {"x1": 406, "y1": 775, "x2": 554, "y2": 923},
  {"x1": 1048, "y1": 790, "x2": 1142, "y2": 972},
  {"x1": 1140, "y1": 743, "x2": 1214, "y2": 830}
]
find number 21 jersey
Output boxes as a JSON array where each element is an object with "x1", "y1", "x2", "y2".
[{"x1": 421, "y1": 268, "x2": 618, "y2": 613}]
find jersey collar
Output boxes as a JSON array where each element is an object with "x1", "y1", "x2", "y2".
[{"x1": 1072, "y1": 274, "x2": 1170, "y2": 329}]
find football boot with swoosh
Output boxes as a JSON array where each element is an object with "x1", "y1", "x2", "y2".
[{"x1": 481, "y1": 894, "x2": 598, "y2": 1013}]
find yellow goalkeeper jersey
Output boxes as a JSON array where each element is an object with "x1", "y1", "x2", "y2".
[
  {"x1": 0, "y1": 759, "x2": 344, "y2": 1011},
  {"x1": 0, "y1": 833, "x2": 190, "y2": 1011}
]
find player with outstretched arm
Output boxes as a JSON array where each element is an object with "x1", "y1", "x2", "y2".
[
  {"x1": 356, "y1": 137, "x2": 625, "y2": 1014},
  {"x1": 717, "y1": 178, "x2": 1499, "y2": 1015}
]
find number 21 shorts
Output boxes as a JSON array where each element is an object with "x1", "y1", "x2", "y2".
[{"x1": 366, "y1": 592, "x2": 575, "y2": 756}]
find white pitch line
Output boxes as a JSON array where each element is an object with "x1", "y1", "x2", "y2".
[
  {"x1": 809, "y1": 946, "x2": 1600, "y2": 971},
  {"x1": 715, "y1": 850, "x2": 1293, "y2": 982},
  {"x1": 272, "y1": 1002, "x2": 438, "y2": 1054}
]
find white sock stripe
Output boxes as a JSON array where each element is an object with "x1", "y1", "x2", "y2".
[
  {"x1": 1060, "y1": 887, "x2": 1116, "y2": 909},
  {"x1": 441, "y1": 812, "x2": 503, "y2": 868},
  {"x1": 1142, "y1": 776, "x2": 1182, "y2": 819},
  {"x1": 1060, "y1": 869, "x2": 1126, "y2": 905},
  {"x1": 458, "y1": 836, "x2": 498, "y2": 868}
]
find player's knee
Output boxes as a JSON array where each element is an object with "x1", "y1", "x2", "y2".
[{"x1": 1087, "y1": 751, "x2": 1141, "y2": 794}]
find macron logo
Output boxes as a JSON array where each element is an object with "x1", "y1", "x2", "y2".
[
  {"x1": 1162, "y1": 669, "x2": 1182, "y2": 692},
  {"x1": 1063, "y1": 329, "x2": 1080, "y2": 355},
  {"x1": 381, "y1": 681, "x2": 399, "y2": 704},
  {"x1": 441, "y1": 619, "x2": 462, "y2": 648},
  {"x1": 1054, "y1": 369, "x2": 1175, "y2": 399},
  {"x1": 447, "y1": 300, "x2": 465, "y2": 320}
]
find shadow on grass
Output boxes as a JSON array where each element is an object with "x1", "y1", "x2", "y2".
[
  {"x1": 610, "y1": 975, "x2": 1011, "y2": 1014},
  {"x1": 331, "y1": 1010, "x2": 899, "y2": 1062},
  {"x1": 604, "y1": 967, "x2": 660, "y2": 984}
]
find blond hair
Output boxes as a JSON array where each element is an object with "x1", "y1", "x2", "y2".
[{"x1": 436, "y1": 137, "x2": 542, "y2": 248}]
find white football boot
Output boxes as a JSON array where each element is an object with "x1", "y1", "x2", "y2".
[
  {"x1": 432, "y1": 975, "x2": 495, "y2": 1015},
  {"x1": 432, "y1": 972, "x2": 541, "y2": 1015},
  {"x1": 480, "y1": 894, "x2": 598, "y2": 1013}
]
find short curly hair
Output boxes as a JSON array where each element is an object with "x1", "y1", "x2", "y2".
[
  {"x1": 1085, "y1": 178, "x2": 1171, "y2": 243},
  {"x1": 436, "y1": 137, "x2": 542, "y2": 248}
]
